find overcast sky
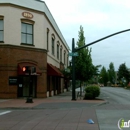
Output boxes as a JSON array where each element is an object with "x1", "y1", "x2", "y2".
[{"x1": 44, "y1": 0, "x2": 130, "y2": 70}]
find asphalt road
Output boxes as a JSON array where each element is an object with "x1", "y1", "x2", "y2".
[
  {"x1": 96, "y1": 87, "x2": 130, "y2": 130},
  {"x1": 100, "y1": 87, "x2": 130, "y2": 104}
]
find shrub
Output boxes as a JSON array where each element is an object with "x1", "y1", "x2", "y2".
[
  {"x1": 84, "y1": 93, "x2": 93, "y2": 99},
  {"x1": 84, "y1": 85, "x2": 100, "y2": 99}
]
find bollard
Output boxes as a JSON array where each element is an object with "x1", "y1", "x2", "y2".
[{"x1": 26, "y1": 97, "x2": 33, "y2": 103}]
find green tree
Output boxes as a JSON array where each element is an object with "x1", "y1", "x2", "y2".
[
  {"x1": 99, "y1": 66, "x2": 108, "y2": 86},
  {"x1": 108, "y1": 62, "x2": 116, "y2": 84},
  {"x1": 118, "y1": 63, "x2": 130, "y2": 86},
  {"x1": 75, "y1": 26, "x2": 94, "y2": 85}
]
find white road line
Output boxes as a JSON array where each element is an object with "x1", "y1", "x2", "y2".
[{"x1": 0, "y1": 111, "x2": 11, "y2": 116}]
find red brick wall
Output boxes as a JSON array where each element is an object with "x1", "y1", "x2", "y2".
[{"x1": 0, "y1": 44, "x2": 47, "y2": 98}]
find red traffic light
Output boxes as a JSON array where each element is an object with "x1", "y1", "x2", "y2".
[{"x1": 22, "y1": 67, "x2": 26, "y2": 72}]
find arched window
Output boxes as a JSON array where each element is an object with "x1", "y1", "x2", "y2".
[
  {"x1": 64, "y1": 50, "x2": 66, "y2": 64},
  {"x1": 51, "y1": 34, "x2": 55, "y2": 55},
  {"x1": 60, "y1": 45, "x2": 62, "y2": 62},
  {"x1": 57, "y1": 41, "x2": 60, "y2": 59},
  {"x1": 47, "y1": 28, "x2": 49, "y2": 51}
]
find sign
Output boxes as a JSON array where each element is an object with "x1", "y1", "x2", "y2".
[
  {"x1": 68, "y1": 52, "x2": 78, "y2": 56},
  {"x1": 22, "y1": 12, "x2": 33, "y2": 19},
  {"x1": 19, "y1": 84, "x2": 22, "y2": 87},
  {"x1": 118, "y1": 118, "x2": 130, "y2": 129},
  {"x1": 9, "y1": 77, "x2": 17, "y2": 85}
]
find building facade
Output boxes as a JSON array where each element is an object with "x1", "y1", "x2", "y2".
[{"x1": 0, "y1": 0, "x2": 69, "y2": 98}]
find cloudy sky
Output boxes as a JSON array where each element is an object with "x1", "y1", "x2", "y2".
[{"x1": 44, "y1": 0, "x2": 130, "y2": 70}]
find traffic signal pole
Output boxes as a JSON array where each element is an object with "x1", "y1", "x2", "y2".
[
  {"x1": 71, "y1": 29, "x2": 130, "y2": 100},
  {"x1": 72, "y1": 38, "x2": 76, "y2": 100}
]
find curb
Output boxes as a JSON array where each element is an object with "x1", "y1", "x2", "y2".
[{"x1": 91, "y1": 100, "x2": 109, "y2": 107}]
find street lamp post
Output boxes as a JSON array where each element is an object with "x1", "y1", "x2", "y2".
[{"x1": 71, "y1": 29, "x2": 130, "y2": 100}]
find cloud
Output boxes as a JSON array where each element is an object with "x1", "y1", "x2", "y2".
[{"x1": 44, "y1": 0, "x2": 130, "y2": 69}]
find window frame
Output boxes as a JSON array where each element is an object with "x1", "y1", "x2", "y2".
[
  {"x1": 60, "y1": 46, "x2": 62, "y2": 62},
  {"x1": 47, "y1": 28, "x2": 49, "y2": 51},
  {"x1": 0, "y1": 18, "x2": 4, "y2": 43},
  {"x1": 57, "y1": 44, "x2": 59, "y2": 59},
  {"x1": 21, "y1": 21, "x2": 34, "y2": 46},
  {"x1": 51, "y1": 34, "x2": 55, "y2": 55},
  {"x1": 64, "y1": 51, "x2": 66, "y2": 64},
  {"x1": 52, "y1": 37, "x2": 55, "y2": 55}
]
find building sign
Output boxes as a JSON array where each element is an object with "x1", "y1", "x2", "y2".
[
  {"x1": 9, "y1": 77, "x2": 17, "y2": 85},
  {"x1": 22, "y1": 12, "x2": 33, "y2": 19}
]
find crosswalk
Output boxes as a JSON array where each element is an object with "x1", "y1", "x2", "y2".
[{"x1": 0, "y1": 111, "x2": 11, "y2": 116}]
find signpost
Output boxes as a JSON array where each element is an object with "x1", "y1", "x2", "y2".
[{"x1": 69, "y1": 52, "x2": 78, "y2": 56}]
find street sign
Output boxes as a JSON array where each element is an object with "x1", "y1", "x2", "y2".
[{"x1": 68, "y1": 52, "x2": 78, "y2": 56}]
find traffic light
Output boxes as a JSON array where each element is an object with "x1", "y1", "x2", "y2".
[
  {"x1": 22, "y1": 67, "x2": 26, "y2": 72},
  {"x1": 22, "y1": 66, "x2": 29, "y2": 73},
  {"x1": 22, "y1": 66, "x2": 36, "y2": 74}
]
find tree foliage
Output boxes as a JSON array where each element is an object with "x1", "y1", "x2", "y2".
[
  {"x1": 118, "y1": 63, "x2": 130, "y2": 85},
  {"x1": 108, "y1": 62, "x2": 116, "y2": 84},
  {"x1": 99, "y1": 66, "x2": 108, "y2": 86},
  {"x1": 75, "y1": 26, "x2": 94, "y2": 82}
]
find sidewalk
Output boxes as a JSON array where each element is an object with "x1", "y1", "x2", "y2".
[
  {"x1": 0, "y1": 91, "x2": 106, "y2": 130},
  {"x1": 0, "y1": 91, "x2": 106, "y2": 109}
]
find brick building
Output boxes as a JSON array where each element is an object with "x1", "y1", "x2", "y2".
[{"x1": 0, "y1": 0, "x2": 69, "y2": 98}]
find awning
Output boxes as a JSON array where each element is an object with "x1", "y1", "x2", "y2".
[
  {"x1": 18, "y1": 62, "x2": 42, "y2": 75},
  {"x1": 47, "y1": 63, "x2": 63, "y2": 77}
]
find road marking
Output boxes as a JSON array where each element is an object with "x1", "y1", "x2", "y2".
[{"x1": 0, "y1": 111, "x2": 11, "y2": 116}]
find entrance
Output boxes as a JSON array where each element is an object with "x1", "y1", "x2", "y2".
[{"x1": 17, "y1": 76, "x2": 37, "y2": 97}]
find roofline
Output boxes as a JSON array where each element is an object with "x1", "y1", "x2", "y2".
[{"x1": 0, "y1": 0, "x2": 70, "y2": 50}]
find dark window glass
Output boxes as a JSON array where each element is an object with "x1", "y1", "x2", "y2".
[
  {"x1": 57, "y1": 44, "x2": 59, "y2": 59},
  {"x1": 52, "y1": 38, "x2": 55, "y2": 55},
  {"x1": 60, "y1": 48, "x2": 62, "y2": 62}
]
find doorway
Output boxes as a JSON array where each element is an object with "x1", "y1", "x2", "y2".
[{"x1": 17, "y1": 76, "x2": 37, "y2": 97}]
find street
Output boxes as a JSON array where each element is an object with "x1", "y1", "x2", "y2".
[
  {"x1": 96, "y1": 87, "x2": 130, "y2": 130},
  {"x1": 99, "y1": 87, "x2": 130, "y2": 104},
  {"x1": 0, "y1": 87, "x2": 130, "y2": 130}
]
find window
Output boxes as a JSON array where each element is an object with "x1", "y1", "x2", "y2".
[
  {"x1": 60, "y1": 46, "x2": 62, "y2": 62},
  {"x1": 47, "y1": 28, "x2": 49, "y2": 51},
  {"x1": 21, "y1": 23, "x2": 33, "y2": 45},
  {"x1": 57, "y1": 44, "x2": 59, "y2": 59},
  {"x1": 52, "y1": 37, "x2": 55, "y2": 55},
  {"x1": 67, "y1": 56, "x2": 68, "y2": 67},
  {"x1": 0, "y1": 19, "x2": 4, "y2": 42},
  {"x1": 64, "y1": 51, "x2": 66, "y2": 64}
]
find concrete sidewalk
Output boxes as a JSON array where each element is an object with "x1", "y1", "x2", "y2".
[
  {"x1": 0, "y1": 91, "x2": 106, "y2": 130},
  {"x1": 0, "y1": 91, "x2": 105, "y2": 109}
]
